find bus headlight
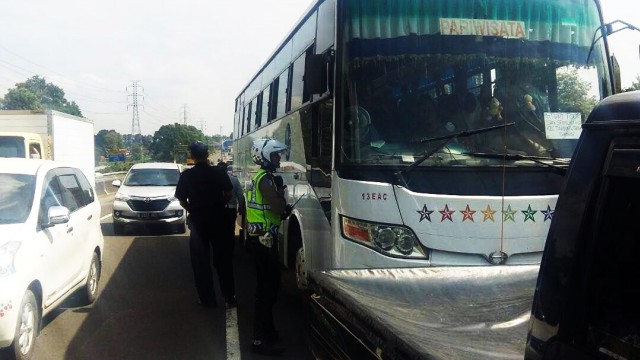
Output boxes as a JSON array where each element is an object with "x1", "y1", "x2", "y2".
[
  {"x1": 396, "y1": 234, "x2": 416, "y2": 255},
  {"x1": 341, "y1": 215, "x2": 427, "y2": 259},
  {"x1": 374, "y1": 228, "x2": 396, "y2": 251}
]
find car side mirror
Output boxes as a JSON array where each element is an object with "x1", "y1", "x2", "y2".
[
  {"x1": 112, "y1": 179, "x2": 122, "y2": 187},
  {"x1": 44, "y1": 206, "x2": 70, "y2": 228}
]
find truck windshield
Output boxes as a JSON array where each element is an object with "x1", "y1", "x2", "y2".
[
  {"x1": 339, "y1": 0, "x2": 611, "y2": 167},
  {"x1": 0, "y1": 136, "x2": 26, "y2": 158},
  {"x1": 123, "y1": 169, "x2": 180, "y2": 186},
  {"x1": 0, "y1": 174, "x2": 36, "y2": 224}
]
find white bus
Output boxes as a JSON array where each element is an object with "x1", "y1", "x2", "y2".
[{"x1": 233, "y1": 0, "x2": 616, "y2": 287}]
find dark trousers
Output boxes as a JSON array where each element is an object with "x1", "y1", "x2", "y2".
[
  {"x1": 189, "y1": 219, "x2": 235, "y2": 304},
  {"x1": 222, "y1": 208, "x2": 237, "y2": 255},
  {"x1": 249, "y1": 236, "x2": 281, "y2": 340}
]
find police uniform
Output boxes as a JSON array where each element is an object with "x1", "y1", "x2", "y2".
[
  {"x1": 175, "y1": 160, "x2": 234, "y2": 307},
  {"x1": 246, "y1": 168, "x2": 288, "y2": 352},
  {"x1": 219, "y1": 162, "x2": 245, "y2": 256}
]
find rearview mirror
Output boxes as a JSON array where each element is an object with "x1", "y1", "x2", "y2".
[
  {"x1": 44, "y1": 206, "x2": 70, "y2": 228},
  {"x1": 112, "y1": 179, "x2": 122, "y2": 187}
]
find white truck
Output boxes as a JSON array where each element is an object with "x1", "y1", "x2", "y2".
[{"x1": 0, "y1": 110, "x2": 96, "y2": 185}]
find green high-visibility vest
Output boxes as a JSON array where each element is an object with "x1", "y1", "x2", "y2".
[{"x1": 246, "y1": 169, "x2": 281, "y2": 236}]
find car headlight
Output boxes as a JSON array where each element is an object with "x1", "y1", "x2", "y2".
[
  {"x1": 115, "y1": 193, "x2": 130, "y2": 202},
  {"x1": 0, "y1": 241, "x2": 21, "y2": 277},
  {"x1": 340, "y1": 215, "x2": 427, "y2": 259},
  {"x1": 168, "y1": 196, "x2": 179, "y2": 202}
]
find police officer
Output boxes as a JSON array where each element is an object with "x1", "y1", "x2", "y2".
[
  {"x1": 246, "y1": 138, "x2": 292, "y2": 356},
  {"x1": 218, "y1": 161, "x2": 245, "y2": 256},
  {"x1": 175, "y1": 141, "x2": 236, "y2": 308}
]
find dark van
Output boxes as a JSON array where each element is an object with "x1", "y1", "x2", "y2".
[{"x1": 526, "y1": 91, "x2": 640, "y2": 359}]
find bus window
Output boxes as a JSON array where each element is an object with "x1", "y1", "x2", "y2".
[
  {"x1": 290, "y1": 54, "x2": 306, "y2": 110},
  {"x1": 276, "y1": 70, "x2": 289, "y2": 118}
]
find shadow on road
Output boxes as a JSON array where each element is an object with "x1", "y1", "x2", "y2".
[
  {"x1": 59, "y1": 235, "x2": 228, "y2": 360},
  {"x1": 100, "y1": 222, "x2": 185, "y2": 237}
]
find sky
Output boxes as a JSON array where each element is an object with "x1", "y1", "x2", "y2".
[{"x1": 0, "y1": 0, "x2": 638, "y2": 136}]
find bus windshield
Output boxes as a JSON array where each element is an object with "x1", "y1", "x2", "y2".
[{"x1": 339, "y1": 0, "x2": 611, "y2": 167}]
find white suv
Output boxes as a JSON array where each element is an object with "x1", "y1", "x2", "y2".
[
  {"x1": 112, "y1": 162, "x2": 186, "y2": 234},
  {"x1": 0, "y1": 158, "x2": 104, "y2": 360}
]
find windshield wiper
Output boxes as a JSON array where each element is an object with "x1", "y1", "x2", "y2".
[
  {"x1": 462, "y1": 152, "x2": 568, "y2": 175},
  {"x1": 394, "y1": 122, "x2": 515, "y2": 184}
]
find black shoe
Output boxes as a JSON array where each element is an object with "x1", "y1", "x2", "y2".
[
  {"x1": 225, "y1": 296, "x2": 237, "y2": 309},
  {"x1": 250, "y1": 340, "x2": 284, "y2": 356},
  {"x1": 197, "y1": 299, "x2": 217, "y2": 308}
]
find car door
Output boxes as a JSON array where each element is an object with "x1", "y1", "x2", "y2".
[
  {"x1": 54, "y1": 168, "x2": 90, "y2": 288},
  {"x1": 73, "y1": 167, "x2": 101, "y2": 263},
  {"x1": 36, "y1": 170, "x2": 74, "y2": 305}
]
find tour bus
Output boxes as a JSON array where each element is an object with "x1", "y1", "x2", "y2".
[{"x1": 232, "y1": 0, "x2": 617, "y2": 287}]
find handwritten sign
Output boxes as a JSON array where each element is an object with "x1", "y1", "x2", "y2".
[
  {"x1": 544, "y1": 112, "x2": 582, "y2": 139},
  {"x1": 440, "y1": 18, "x2": 527, "y2": 38}
]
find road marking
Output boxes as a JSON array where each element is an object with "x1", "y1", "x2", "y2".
[
  {"x1": 226, "y1": 307, "x2": 241, "y2": 360},
  {"x1": 100, "y1": 214, "x2": 112, "y2": 221}
]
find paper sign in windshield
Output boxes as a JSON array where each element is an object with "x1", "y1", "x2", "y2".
[
  {"x1": 440, "y1": 18, "x2": 527, "y2": 38},
  {"x1": 544, "y1": 112, "x2": 582, "y2": 139}
]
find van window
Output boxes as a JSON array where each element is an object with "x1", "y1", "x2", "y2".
[
  {"x1": 74, "y1": 168, "x2": 95, "y2": 205},
  {"x1": 57, "y1": 174, "x2": 83, "y2": 212},
  {"x1": 29, "y1": 143, "x2": 42, "y2": 159},
  {"x1": 40, "y1": 172, "x2": 64, "y2": 224},
  {"x1": 0, "y1": 136, "x2": 26, "y2": 158}
]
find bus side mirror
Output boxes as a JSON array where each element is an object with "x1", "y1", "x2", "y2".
[
  {"x1": 305, "y1": 54, "x2": 326, "y2": 95},
  {"x1": 611, "y1": 55, "x2": 622, "y2": 94},
  {"x1": 305, "y1": 50, "x2": 334, "y2": 95}
]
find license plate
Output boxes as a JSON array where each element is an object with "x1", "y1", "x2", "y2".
[{"x1": 139, "y1": 212, "x2": 159, "y2": 219}]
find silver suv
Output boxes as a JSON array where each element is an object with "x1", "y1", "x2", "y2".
[{"x1": 112, "y1": 162, "x2": 185, "y2": 234}]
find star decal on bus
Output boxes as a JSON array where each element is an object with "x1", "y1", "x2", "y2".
[
  {"x1": 481, "y1": 205, "x2": 497, "y2": 222},
  {"x1": 417, "y1": 204, "x2": 434, "y2": 222},
  {"x1": 460, "y1": 204, "x2": 476, "y2": 222},
  {"x1": 522, "y1": 205, "x2": 537, "y2": 222},
  {"x1": 439, "y1": 204, "x2": 455, "y2": 222},
  {"x1": 541, "y1": 205, "x2": 554, "y2": 221},
  {"x1": 502, "y1": 205, "x2": 517, "y2": 222}
]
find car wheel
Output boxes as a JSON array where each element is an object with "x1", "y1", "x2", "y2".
[
  {"x1": 8, "y1": 290, "x2": 39, "y2": 360},
  {"x1": 113, "y1": 223, "x2": 124, "y2": 235},
  {"x1": 175, "y1": 222, "x2": 186, "y2": 234},
  {"x1": 79, "y1": 252, "x2": 101, "y2": 305}
]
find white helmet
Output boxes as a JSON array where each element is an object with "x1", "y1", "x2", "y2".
[{"x1": 251, "y1": 138, "x2": 288, "y2": 167}]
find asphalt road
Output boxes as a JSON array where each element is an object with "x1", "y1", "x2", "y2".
[{"x1": 30, "y1": 191, "x2": 315, "y2": 360}]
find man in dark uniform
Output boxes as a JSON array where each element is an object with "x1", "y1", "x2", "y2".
[
  {"x1": 175, "y1": 141, "x2": 235, "y2": 308},
  {"x1": 218, "y1": 161, "x2": 245, "y2": 257}
]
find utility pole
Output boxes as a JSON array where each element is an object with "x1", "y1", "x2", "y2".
[{"x1": 127, "y1": 80, "x2": 144, "y2": 161}]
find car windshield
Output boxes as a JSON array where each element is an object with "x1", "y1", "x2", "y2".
[
  {"x1": 123, "y1": 168, "x2": 179, "y2": 186},
  {"x1": 0, "y1": 174, "x2": 36, "y2": 224}
]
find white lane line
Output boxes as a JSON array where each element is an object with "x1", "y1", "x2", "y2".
[
  {"x1": 100, "y1": 214, "x2": 112, "y2": 221},
  {"x1": 226, "y1": 306, "x2": 241, "y2": 360}
]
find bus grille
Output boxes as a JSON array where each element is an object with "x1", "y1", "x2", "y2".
[{"x1": 128, "y1": 199, "x2": 170, "y2": 211}]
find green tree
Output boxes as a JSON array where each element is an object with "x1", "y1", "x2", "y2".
[
  {"x1": 150, "y1": 123, "x2": 205, "y2": 162},
  {"x1": 630, "y1": 75, "x2": 640, "y2": 91},
  {"x1": 1, "y1": 75, "x2": 82, "y2": 116},
  {"x1": 95, "y1": 129, "x2": 123, "y2": 162},
  {"x1": 556, "y1": 69, "x2": 598, "y2": 120}
]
